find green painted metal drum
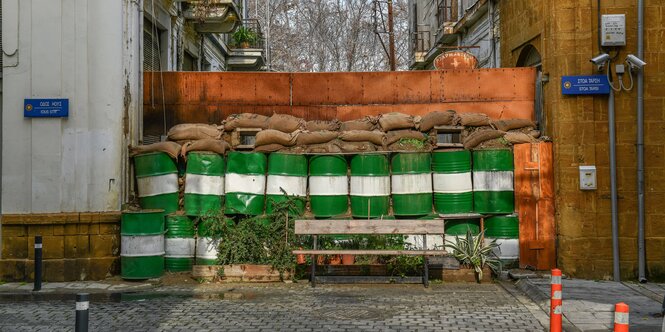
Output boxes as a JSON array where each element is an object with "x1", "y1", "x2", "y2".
[
  {"x1": 134, "y1": 152, "x2": 179, "y2": 214},
  {"x1": 309, "y1": 155, "x2": 348, "y2": 218},
  {"x1": 266, "y1": 153, "x2": 307, "y2": 215},
  {"x1": 391, "y1": 153, "x2": 433, "y2": 216},
  {"x1": 350, "y1": 155, "x2": 390, "y2": 218},
  {"x1": 184, "y1": 152, "x2": 225, "y2": 216},
  {"x1": 196, "y1": 219, "x2": 219, "y2": 266},
  {"x1": 472, "y1": 149, "x2": 515, "y2": 214},
  {"x1": 484, "y1": 214, "x2": 520, "y2": 265},
  {"x1": 121, "y1": 210, "x2": 165, "y2": 279},
  {"x1": 444, "y1": 219, "x2": 480, "y2": 245},
  {"x1": 432, "y1": 150, "x2": 473, "y2": 214},
  {"x1": 164, "y1": 214, "x2": 195, "y2": 272},
  {"x1": 224, "y1": 152, "x2": 267, "y2": 215}
]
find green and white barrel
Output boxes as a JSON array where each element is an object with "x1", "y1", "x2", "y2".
[
  {"x1": 266, "y1": 153, "x2": 307, "y2": 215},
  {"x1": 224, "y1": 152, "x2": 267, "y2": 215},
  {"x1": 134, "y1": 152, "x2": 179, "y2": 214},
  {"x1": 432, "y1": 150, "x2": 473, "y2": 214},
  {"x1": 309, "y1": 155, "x2": 349, "y2": 218},
  {"x1": 195, "y1": 219, "x2": 219, "y2": 266},
  {"x1": 444, "y1": 219, "x2": 480, "y2": 244},
  {"x1": 484, "y1": 214, "x2": 520, "y2": 266},
  {"x1": 164, "y1": 214, "x2": 195, "y2": 272},
  {"x1": 121, "y1": 210, "x2": 165, "y2": 279},
  {"x1": 472, "y1": 149, "x2": 515, "y2": 214},
  {"x1": 184, "y1": 152, "x2": 225, "y2": 216},
  {"x1": 391, "y1": 153, "x2": 433, "y2": 217},
  {"x1": 350, "y1": 155, "x2": 390, "y2": 218}
]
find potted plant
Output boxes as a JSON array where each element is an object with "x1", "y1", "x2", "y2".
[
  {"x1": 445, "y1": 228, "x2": 501, "y2": 283},
  {"x1": 232, "y1": 26, "x2": 257, "y2": 48}
]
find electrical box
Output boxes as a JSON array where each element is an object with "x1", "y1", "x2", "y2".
[
  {"x1": 579, "y1": 165, "x2": 597, "y2": 190},
  {"x1": 601, "y1": 14, "x2": 626, "y2": 47}
]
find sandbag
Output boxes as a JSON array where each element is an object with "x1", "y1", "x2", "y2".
[
  {"x1": 340, "y1": 117, "x2": 377, "y2": 131},
  {"x1": 387, "y1": 141, "x2": 431, "y2": 152},
  {"x1": 167, "y1": 123, "x2": 222, "y2": 141},
  {"x1": 504, "y1": 132, "x2": 536, "y2": 144},
  {"x1": 305, "y1": 119, "x2": 341, "y2": 131},
  {"x1": 419, "y1": 110, "x2": 456, "y2": 131},
  {"x1": 339, "y1": 130, "x2": 385, "y2": 146},
  {"x1": 378, "y1": 112, "x2": 416, "y2": 131},
  {"x1": 337, "y1": 141, "x2": 377, "y2": 153},
  {"x1": 267, "y1": 113, "x2": 304, "y2": 133},
  {"x1": 463, "y1": 129, "x2": 504, "y2": 149},
  {"x1": 254, "y1": 144, "x2": 285, "y2": 153},
  {"x1": 528, "y1": 130, "x2": 541, "y2": 138},
  {"x1": 130, "y1": 141, "x2": 181, "y2": 159},
  {"x1": 306, "y1": 142, "x2": 343, "y2": 154},
  {"x1": 385, "y1": 130, "x2": 427, "y2": 145},
  {"x1": 224, "y1": 113, "x2": 269, "y2": 131},
  {"x1": 492, "y1": 118, "x2": 536, "y2": 132},
  {"x1": 254, "y1": 129, "x2": 297, "y2": 147},
  {"x1": 296, "y1": 131, "x2": 339, "y2": 145},
  {"x1": 181, "y1": 139, "x2": 229, "y2": 157},
  {"x1": 456, "y1": 113, "x2": 491, "y2": 126}
]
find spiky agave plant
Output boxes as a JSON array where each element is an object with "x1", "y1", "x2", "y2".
[{"x1": 444, "y1": 228, "x2": 501, "y2": 282}]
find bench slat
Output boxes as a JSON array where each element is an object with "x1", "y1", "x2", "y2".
[
  {"x1": 294, "y1": 219, "x2": 444, "y2": 235},
  {"x1": 292, "y1": 250, "x2": 448, "y2": 256}
]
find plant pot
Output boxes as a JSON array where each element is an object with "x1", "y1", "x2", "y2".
[
  {"x1": 296, "y1": 247, "x2": 306, "y2": 265},
  {"x1": 443, "y1": 267, "x2": 492, "y2": 283},
  {"x1": 240, "y1": 42, "x2": 250, "y2": 48},
  {"x1": 341, "y1": 254, "x2": 355, "y2": 265},
  {"x1": 317, "y1": 255, "x2": 325, "y2": 265},
  {"x1": 220, "y1": 264, "x2": 290, "y2": 282},
  {"x1": 328, "y1": 255, "x2": 342, "y2": 265}
]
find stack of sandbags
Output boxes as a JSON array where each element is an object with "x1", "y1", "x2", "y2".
[
  {"x1": 460, "y1": 118, "x2": 540, "y2": 150},
  {"x1": 166, "y1": 123, "x2": 229, "y2": 158},
  {"x1": 224, "y1": 113, "x2": 270, "y2": 131},
  {"x1": 376, "y1": 112, "x2": 431, "y2": 151},
  {"x1": 130, "y1": 141, "x2": 182, "y2": 159}
]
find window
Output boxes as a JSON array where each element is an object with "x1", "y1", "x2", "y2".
[{"x1": 143, "y1": 18, "x2": 166, "y2": 71}]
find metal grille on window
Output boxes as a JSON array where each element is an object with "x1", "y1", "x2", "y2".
[{"x1": 143, "y1": 18, "x2": 161, "y2": 71}]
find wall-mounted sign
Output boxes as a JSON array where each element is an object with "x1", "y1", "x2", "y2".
[
  {"x1": 24, "y1": 99, "x2": 69, "y2": 117},
  {"x1": 434, "y1": 51, "x2": 478, "y2": 70},
  {"x1": 561, "y1": 75, "x2": 610, "y2": 95}
]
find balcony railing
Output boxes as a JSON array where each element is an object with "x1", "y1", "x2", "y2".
[
  {"x1": 436, "y1": 0, "x2": 458, "y2": 26},
  {"x1": 229, "y1": 19, "x2": 265, "y2": 50},
  {"x1": 412, "y1": 29, "x2": 432, "y2": 55}
]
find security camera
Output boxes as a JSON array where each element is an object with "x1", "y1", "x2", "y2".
[
  {"x1": 590, "y1": 53, "x2": 611, "y2": 65},
  {"x1": 626, "y1": 54, "x2": 646, "y2": 70}
]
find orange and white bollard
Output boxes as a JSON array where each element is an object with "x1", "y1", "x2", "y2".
[
  {"x1": 550, "y1": 268, "x2": 563, "y2": 332},
  {"x1": 614, "y1": 302, "x2": 629, "y2": 332}
]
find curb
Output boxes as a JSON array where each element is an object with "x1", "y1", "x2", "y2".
[{"x1": 513, "y1": 278, "x2": 581, "y2": 332}]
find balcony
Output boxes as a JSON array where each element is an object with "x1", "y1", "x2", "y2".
[
  {"x1": 179, "y1": 0, "x2": 241, "y2": 33},
  {"x1": 411, "y1": 28, "x2": 432, "y2": 68},
  {"x1": 227, "y1": 19, "x2": 267, "y2": 71},
  {"x1": 436, "y1": 0, "x2": 458, "y2": 40}
]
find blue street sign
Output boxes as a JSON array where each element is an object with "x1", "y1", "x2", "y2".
[
  {"x1": 561, "y1": 75, "x2": 610, "y2": 95},
  {"x1": 24, "y1": 99, "x2": 69, "y2": 118}
]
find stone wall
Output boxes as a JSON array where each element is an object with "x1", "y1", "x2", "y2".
[{"x1": 500, "y1": 0, "x2": 665, "y2": 280}]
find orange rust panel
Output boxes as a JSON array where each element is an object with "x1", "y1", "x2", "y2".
[
  {"x1": 291, "y1": 106, "x2": 338, "y2": 121},
  {"x1": 327, "y1": 73, "x2": 364, "y2": 105},
  {"x1": 430, "y1": 71, "x2": 445, "y2": 103},
  {"x1": 292, "y1": 73, "x2": 330, "y2": 105},
  {"x1": 442, "y1": 69, "x2": 481, "y2": 101},
  {"x1": 361, "y1": 72, "x2": 397, "y2": 105},
  {"x1": 511, "y1": 67, "x2": 537, "y2": 101},
  {"x1": 478, "y1": 69, "x2": 517, "y2": 101},
  {"x1": 395, "y1": 71, "x2": 432, "y2": 104}
]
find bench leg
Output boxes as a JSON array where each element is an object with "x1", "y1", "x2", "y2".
[
  {"x1": 423, "y1": 235, "x2": 429, "y2": 288},
  {"x1": 311, "y1": 235, "x2": 317, "y2": 287}
]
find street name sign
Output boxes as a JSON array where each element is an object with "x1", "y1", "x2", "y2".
[
  {"x1": 24, "y1": 98, "x2": 69, "y2": 118},
  {"x1": 561, "y1": 75, "x2": 610, "y2": 95}
]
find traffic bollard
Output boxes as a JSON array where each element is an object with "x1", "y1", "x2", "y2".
[
  {"x1": 75, "y1": 293, "x2": 90, "y2": 332},
  {"x1": 614, "y1": 302, "x2": 629, "y2": 332},
  {"x1": 550, "y1": 268, "x2": 563, "y2": 332},
  {"x1": 33, "y1": 235, "x2": 42, "y2": 292}
]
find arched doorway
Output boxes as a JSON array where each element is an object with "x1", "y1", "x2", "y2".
[{"x1": 516, "y1": 45, "x2": 544, "y2": 133}]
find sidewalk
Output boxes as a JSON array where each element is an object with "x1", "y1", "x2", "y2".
[{"x1": 513, "y1": 273, "x2": 664, "y2": 331}]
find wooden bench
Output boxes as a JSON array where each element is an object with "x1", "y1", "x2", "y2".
[{"x1": 292, "y1": 219, "x2": 447, "y2": 287}]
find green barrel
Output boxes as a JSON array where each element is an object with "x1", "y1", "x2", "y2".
[
  {"x1": 266, "y1": 153, "x2": 307, "y2": 215},
  {"x1": 224, "y1": 152, "x2": 267, "y2": 215},
  {"x1": 484, "y1": 214, "x2": 520, "y2": 265},
  {"x1": 444, "y1": 219, "x2": 480, "y2": 245},
  {"x1": 164, "y1": 214, "x2": 195, "y2": 272},
  {"x1": 184, "y1": 152, "x2": 225, "y2": 216},
  {"x1": 472, "y1": 149, "x2": 515, "y2": 214},
  {"x1": 309, "y1": 155, "x2": 349, "y2": 218},
  {"x1": 196, "y1": 218, "x2": 219, "y2": 265},
  {"x1": 121, "y1": 210, "x2": 165, "y2": 279},
  {"x1": 134, "y1": 152, "x2": 179, "y2": 214},
  {"x1": 350, "y1": 155, "x2": 390, "y2": 218},
  {"x1": 432, "y1": 150, "x2": 473, "y2": 214},
  {"x1": 391, "y1": 153, "x2": 433, "y2": 217}
]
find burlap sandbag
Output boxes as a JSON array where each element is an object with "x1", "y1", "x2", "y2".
[
  {"x1": 267, "y1": 113, "x2": 304, "y2": 133},
  {"x1": 130, "y1": 141, "x2": 181, "y2": 159},
  {"x1": 463, "y1": 129, "x2": 504, "y2": 149},
  {"x1": 419, "y1": 110, "x2": 456, "y2": 131},
  {"x1": 181, "y1": 139, "x2": 230, "y2": 157},
  {"x1": 306, "y1": 142, "x2": 343, "y2": 154},
  {"x1": 492, "y1": 118, "x2": 536, "y2": 132},
  {"x1": 305, "y1": 119, "x2": 341, "y2": 131},
  {"x1": 340, "y1": 116, "x2": 377, "y2": 131},
  {"x1": 456, "y1": 113, "x2": 491, "y2": 126},
  {"x1": 339, "y1": 130, "x2": 385, "y2": 146},
  {"x1": 385, "y1": 130, "x2": 427, "y2": 145},
  {"x1": 528, "y1": 130, "x2": 541, "y2": 138},
  {"x1": 167, "y1": 123, "x2": 222, "y2": 141},
  {"x1": 337, "y1": 141, "x2": 377, "y2": 153},
  {"x1": 504, "y1": 132, "x2": 536, "y2": 144},
  {"x1": 378, "y1": 112, "x2": 416, "y2": 131},
  {"x1": 255, "y1": 129, "x2": 297, "y2": 147},
  {"x1": 254, "y1": 144, "x2": 285, "y2": 153},
  {"x1": 387, "y1": 141, "x2": 432, "y2": 152},
  {"x1": 296, "y1": 131, "x2": 339, "y2": 145},
  {"x1": 224, "y1": 113, "x2": 269, "y2": 131}
]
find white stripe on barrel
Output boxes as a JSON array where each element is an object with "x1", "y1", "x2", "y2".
[
  {"x1": 121, "y1": 235, "x2": 165, "y2": 256},
  {"x1": 165, "y1": 238, "x2": 196, "y2": 258},
  {"x1": 309, "y1": 176, "x2": 348, "y2": 196},
  {"x1": 350, "y1": 176, "x2": 390, "y2": 196},
  {"x1": 224, "y1": 173, "x2": 266, "y2": 195},
  {"x1": 391, "y1": 173, "x2": 432, "y2": 195},
  {"x1": 196, "y1": 237, "x2": 219, "y2": 260},
  {"x1": 433, "y1": 172, "x2": 472, "y2": 193},
  {"x1": 473, "y1": 171, "x2": 514, "y2": 191},
  {"x1": 486, "y1": 238, "x2": 520, "y2": 260},
  {"x1": 185, "y1": 174, "x2": 224, "y2": 195},
  {"x1": 137, "y1": 174, "x2": 179, "y2": 197},
  {"x1": 266, "y1": 175, "x2": 307, "y2": 196}
]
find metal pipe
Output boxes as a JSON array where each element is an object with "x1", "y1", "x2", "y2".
[
  {"x1": 75, "y1": 293, "x2": 90, "y2": 332},
  {"x1": 609, "y1": 88, "x2": 620, "y2": 282},
  {"x1": 637, "y1": 0, "x2": 646, "y2": 283},
  {"x1": 33, "y1": 235, "x2": 43, "y2": 291}
]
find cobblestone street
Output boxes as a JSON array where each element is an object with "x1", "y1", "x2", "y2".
[{"x1": 0, "y1": 283, "x2": 545, "y2": 331}]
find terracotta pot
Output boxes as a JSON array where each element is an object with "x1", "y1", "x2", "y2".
[
  {"x1": 329, "y1": 255, "x2": 342, "y2": 265},
  {"x1": 296, "y1": 247, "x2": 306, "y2": 265},
  {"x1": 317, "y1": 255, "x2": 325, "y2": 265},
  {"x1": 240, "y1": 41, "x2": 250, "y2": 48},
  {"x1": 341, "y1": 254, "x2": 355, "y2": 265}
]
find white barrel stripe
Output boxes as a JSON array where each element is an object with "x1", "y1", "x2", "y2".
[
  {"x1": 309, "y1": 176, "x2": 348, "y2": 196},
  {"x1": 551, "y1": 275, "x2": 562, "y2": 284},
  {"x1": 473, "y1": 171, "x2": 514, "y2": 191},
  {"x1": 137, "y1": 174, "x2": 179, "y2": 197},
  {"x1": 391, "y1": 173, "x2": 432, "y2": 194},
  {"x1": 185, "y1": 174, "x2": 224, "y2": 195},
  {"x1": 266, "y1": 175, "x2": 307, "y2": 196},
  {"x1": 433, "y1": 172, "x2": 472, "y2": 193},
  {"x1": 121, "y1": 235, "x2": 165, "y2": 256},
  {"x1": 196, "y1": 237, "x2": 219, "y2": 260},
  {"x1": 614, "y1": 312, "x2": 629, "y2": 324},
  {"x1": 165, "y1": 238, "x2": 196, "y2": 257},
  {"x1": 486, "y1": 238, "x2": 520, "y2": 260},
  {"x1": 350, "y1": 176, "x2": 390, "y2": 196},
  {"x1": 225, "y1": 173, "x2": 266, "y2": 195}
]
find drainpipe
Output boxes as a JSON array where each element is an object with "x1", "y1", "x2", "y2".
[
  {"x1": 637, "y1": 0, "x2": 646, "y2": 283},
  {"x1": 609, "y1": 87, "x2": 620, "y2": 282}
]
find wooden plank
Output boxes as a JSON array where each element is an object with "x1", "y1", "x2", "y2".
[
  {"x1": 292, "y1": 250, "x2": 448, "y2": 256},
  {"x1": 294, "y1": 219, "x2": 445, "y2": 235}
]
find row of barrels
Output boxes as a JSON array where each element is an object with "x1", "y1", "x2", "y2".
[
  {"x1": 134, "y1": 149, "x2": 515, "y2": 218},
  {"x1": 444, "y1": 215, "x2": 520, "y2": 266}
]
